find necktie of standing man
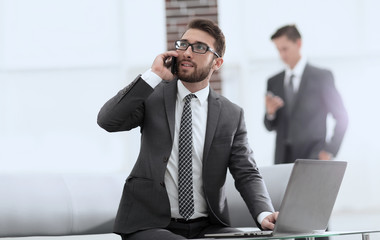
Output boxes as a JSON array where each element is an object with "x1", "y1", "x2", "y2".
[
  {"x1": 285, "y1": 74, "x2": 295, "y2": 115},
  {"x1": 178, "y1": 93, "x2": 197, "y2": 220},
  {"x1": 284, "y1": 74, "x2": 295, "y2": 149}
]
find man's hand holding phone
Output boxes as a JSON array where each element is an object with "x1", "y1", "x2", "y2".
[
  {"x1": 265, "y1": 91, "x2": 284, "y2": 116},
  {"x1": 151, "y1": 51, "x2": 178, "y2": 81}
]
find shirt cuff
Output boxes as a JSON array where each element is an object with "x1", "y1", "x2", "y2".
[
  {"x1": 266, "y1": 113, "x2": 276, "y2": 121},
  {"x1": 257, "y1": 211, "x2": 273, "y2": 225},
  {"x1": 141, "y1": 69, "x2": 162, "y2": 88}
]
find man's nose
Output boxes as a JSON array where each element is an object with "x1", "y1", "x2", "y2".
[{"x1": 183, "y1": 46, "x2": 193, "y2": 58}]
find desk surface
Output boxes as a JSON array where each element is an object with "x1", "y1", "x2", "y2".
[{"x1": 203, "y1": 230, "x2": 380, "y2": 239}]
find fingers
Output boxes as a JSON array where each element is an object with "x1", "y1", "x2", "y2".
[
  {"x1": 158, "y1": 50, "x2": 179, "y2": 67},
  {"x1": 261, "y1": 212, "x2": 279, "y2": 230},
  {"x1": 266, "y1": 94, "x2": 284, "y2": 106},
  {"x1": 273, "y1": 96, "x2": 284, "y2": 107},
  {"x1": 262, "y1": 220, "x2": 275, "y2": 230},
  {"x1": 266, "y1": 94, "x2": 284, "y2": 115},
  {"x1": 273, "y1": 211, "x2": 279, "y2": 220},
  {"x1": 151, "y1": 51, "x2": 179, "y2": 81},
  {"x1": 318, "y1": 151, "x2": 333, "y2": 160}
]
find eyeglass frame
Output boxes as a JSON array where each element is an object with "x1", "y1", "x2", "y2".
[{"x1": 175, "y1": 40, "x2": 221, "y2": 58}]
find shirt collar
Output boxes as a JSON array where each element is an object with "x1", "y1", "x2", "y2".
[
  {"x1": 285, "y1": 56, "x2": 307, "y2": 78},
  {"x1": 177, "y1": 80, "x2": 209, "y2": 106}
]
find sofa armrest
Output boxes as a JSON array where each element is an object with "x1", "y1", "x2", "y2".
[{"x1": 0, "y1": 173, "x2": 125, "y2": 237}]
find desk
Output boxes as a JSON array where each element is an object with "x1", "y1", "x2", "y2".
[{"x1": 203, "y1": 230, "x2": 380, "y2": 240}]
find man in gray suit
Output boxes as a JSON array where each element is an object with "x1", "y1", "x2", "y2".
[
  {"x1": 265, "y1": 25, "x2": 348, "y2": 165},
  {"x1": 98, "y1": 19, "x2": 277, "y2": 240}
]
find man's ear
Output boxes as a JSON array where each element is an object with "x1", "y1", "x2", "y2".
[
  {"x1": 213, "y1": 57, "x2": 224, "y2": 71},
  {"x1": 296, "y1": 38, "x2": 302, "y2": 48}
]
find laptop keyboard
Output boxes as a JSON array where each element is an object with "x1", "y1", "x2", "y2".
[
  {"x1": 232, "y1": 230, "x2": 273, "y2": 237},
  {"x1": 205, "y1": 230, "x2": 273, "y2": 238}
]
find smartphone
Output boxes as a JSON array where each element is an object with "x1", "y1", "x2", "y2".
[{"x1": 170, "y1": 57, "x2": 177, "y2": 74}]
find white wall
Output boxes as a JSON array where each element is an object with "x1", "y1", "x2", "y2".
[
  {"x1": 1, "y1": 0, "x2": 379, "y2": 236},
  {"x1": 0, "y1": 0, "x2": 165, "y2": 174}
]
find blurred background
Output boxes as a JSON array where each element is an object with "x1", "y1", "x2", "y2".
[{"x1": 1, "y1": 0, "x2": 379, "y2": 239}]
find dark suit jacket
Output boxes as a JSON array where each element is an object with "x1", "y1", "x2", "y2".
[
  {"x1": 98, "y1": 75, "x2": 274, "y2": 235},
  {"x1": 264, "y1": 64, "x2": 349, "y2": 164}
]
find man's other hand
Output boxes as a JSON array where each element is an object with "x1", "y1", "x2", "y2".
[
  {"x1": 265, "y1": 92, "x2": 284, "y2": 116},
  {"x1": 261, "y1": 211, "x2": 279, "y2": 230},
  {"x1": 319, "y1": 150, "x2": 333, "y2": 160}
]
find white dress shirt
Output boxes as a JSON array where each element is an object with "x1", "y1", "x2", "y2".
[
  {"x1": 143, "y1": 69, "x2": 209, "y2": 219},
  {"x1": 284, "y1": 56, "x2": 307, "y2": 93},
  {"x1": 165, "y1": 80, "x2": 209, "y2": 219},
  {"x1": 142, "y1": 69, "x2": 271, "y2": 224}
]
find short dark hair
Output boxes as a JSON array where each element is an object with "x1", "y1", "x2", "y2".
[
  {"x1": 186, "y1": 18, "x2": 226, "y2": 57},
  {"x1": 271, "y1": 24, "x2": 301, "y2": 42}
]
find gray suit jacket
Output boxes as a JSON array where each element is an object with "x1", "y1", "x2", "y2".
[
  {"x1": 98, "y1": 75, "x2": 274, "y2": 235},
  {"x1": 264, "y1": 64, "x2": 349, "y2": 164}
]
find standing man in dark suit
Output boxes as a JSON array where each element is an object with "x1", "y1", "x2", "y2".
[
  {"x1": 98, "y1": 19, "x2": 278, "y2": 240},
  {"x1": 264, "y1": 25, "x2": 348, "y2": 165}
]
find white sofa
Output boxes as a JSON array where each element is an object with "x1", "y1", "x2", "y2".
[
  {"x1": 0, "y1": 164, "x2": 293, "y2": 238},
  {"x1": 0, "y1": 173, "x2": 125, "y2": 238}
]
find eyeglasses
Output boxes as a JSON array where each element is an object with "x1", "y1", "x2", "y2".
[{"x1": 175, "y1": 40, "x2": 221, "y2": 58}]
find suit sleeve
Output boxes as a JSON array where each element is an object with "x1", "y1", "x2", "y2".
[
  {"x1": 230, "y1": 108, "x2": 275, "y2": 228},
  {"x1": 97, "y1": 75, "x2": 154, "y2": 132},
  {"x1": 322, "y1": 71, "x2": 349, "y2": 156}
]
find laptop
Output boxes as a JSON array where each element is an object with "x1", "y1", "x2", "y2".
[{"x1": 205, "y1": 159, "x2": 347, "y2": 238}]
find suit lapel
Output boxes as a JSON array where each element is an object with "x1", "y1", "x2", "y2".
[
  {"x1": 203, "y1": 89, "x2": 221, "y2": 162},
  {"x1": 164, "y1": 82, "x2": 221, "y2": 161},
  {"x1": 275, "y1": 72, "x2": 286, "y2": 100},
  {"x1": 163, "y1": 80, "x2": 178, "y2": 141}
]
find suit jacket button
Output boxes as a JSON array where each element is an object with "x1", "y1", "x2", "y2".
[
  {"x1": 160, "y1": 182, "x2": 166, "y2": 188},
  {"x1": 163, "y1": 156, "x2": 169, "y2": 162}
]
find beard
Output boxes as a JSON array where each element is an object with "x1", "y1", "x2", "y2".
[{"x1": 177, "y1": 59, "x2": 213, "y2": 83}]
